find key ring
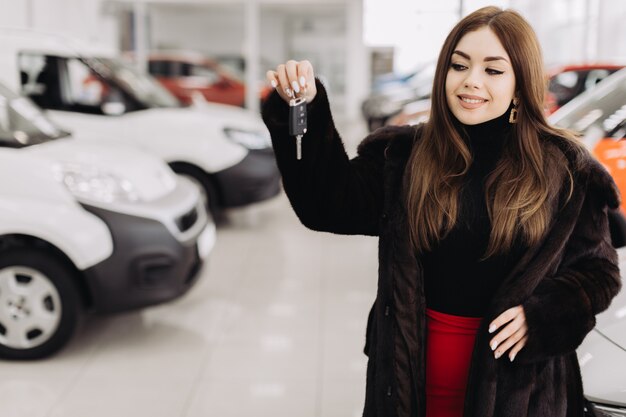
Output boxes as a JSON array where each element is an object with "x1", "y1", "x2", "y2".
[
  {"x1": 289, "y1": 85, "x2": 308, "y2": 106},
  {"x1": 294, "y1": 84, "x2": 308, "y2": 100},
  {"x1": 289, "y1": 96, "x2": 306, "y2": 106}
]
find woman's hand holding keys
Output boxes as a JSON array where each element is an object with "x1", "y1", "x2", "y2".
[{"x1": 266, "y1": 60, "x2": 317, "y2": 104}]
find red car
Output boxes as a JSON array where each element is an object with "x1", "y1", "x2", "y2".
[
  {"x1": 545, "y1": 63, "x2": 624, "y2": 114},
  {"x1": 148, "y1": 51, "x2": 271, "y2": 107}
]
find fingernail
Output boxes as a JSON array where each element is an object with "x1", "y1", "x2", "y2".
[
  {"x1": 488, "y1": 325, "x2": 496, "y2": 333},
  {"x1": 299, "y1": 76, "x2": 306, "y2": 87},
  {"x1": 495, "y1": 351, "x2": 501, "y2": 359},
  {"x1": 292, "y1": 81, "x2": 300, "y2": 94},
  {"x1": 491, "y1": 341, "x2": 498, "y2": 351},
  {"x1": 510, "y1": 354, "x2": 516, "y2": 362},
  {"x1": 271, "y1": 79, "x2": 277, "y2": 88},
  {"x1": 285, "y1": 88, "x2": 293, "y2": 98}
]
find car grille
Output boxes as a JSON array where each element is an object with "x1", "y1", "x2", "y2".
[{"x1": 175, "y1": 207, "x2": 199, "y2": 232}]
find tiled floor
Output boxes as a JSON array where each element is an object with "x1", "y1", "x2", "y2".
[{"x1": 0, "y1": 118, "x2": 377, "y2": 417}]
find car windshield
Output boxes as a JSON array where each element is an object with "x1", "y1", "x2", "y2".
[
  {"x1": 0, "y1": 82, "x2": 69, "y2": 147},
  {"x1": 549, "y1": 67, "x2": 626, "y2": 148},
  {"x1": 85, "y1": 57, "x2": 181, "y2": 109}
]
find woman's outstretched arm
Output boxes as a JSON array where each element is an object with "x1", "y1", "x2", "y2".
[{"x1": 262, "y1": 64, "x2": 412, "y2": 236}]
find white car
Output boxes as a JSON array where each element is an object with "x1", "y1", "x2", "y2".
[
  {"x1": 0, "y1": 80, "x2": 215, "y2": 360},
  {"x1": 578, "y1": 248, "x2": 626, "y2": 416},
  {"x1": 0, "y1": 29, "x2": 281, "y2": 219}
]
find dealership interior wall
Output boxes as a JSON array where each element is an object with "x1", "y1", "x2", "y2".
[{"x1": 1, "y1": 0, "x2": 624, "y2": 120}]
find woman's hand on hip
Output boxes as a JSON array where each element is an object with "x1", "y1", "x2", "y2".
[
  {"x1": 488, "y1": 305, "x2": 528, "y2": 362},
  {"x1": 266, "y1": 60, "x2": 317, "y2": 104}
]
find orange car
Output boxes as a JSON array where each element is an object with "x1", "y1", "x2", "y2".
[{"x1": 148, "y1": 51, "x2": 271, "y2": 107}]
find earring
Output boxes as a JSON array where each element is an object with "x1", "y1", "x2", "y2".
[{"x1": 509, "y1": 98, "x2": 519, "y2": 124}]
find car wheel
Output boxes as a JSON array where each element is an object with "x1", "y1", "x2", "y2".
[
  {"x1": 0, "y1": 249, "x2": 81, "y2": 360},
  {"x1": 608, "y1": 209, "x2": 626, "y2": 249},
  {"x1": 170, "y1": 163, "x2": 224, "y2": 223}
]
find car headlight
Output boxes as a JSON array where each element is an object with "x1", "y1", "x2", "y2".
[
  {"x1": 588, "y1": 402, "x2": 626, "y2": 417},
  {"x1": 54, "y1": 163, "x2": 140, "y2": 204},
  {"x1": 224, "y1": 128, "x2": 271, "y2": 150}
]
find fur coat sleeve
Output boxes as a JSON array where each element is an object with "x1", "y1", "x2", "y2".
[
  {"x1": 518, "y1": 154, "x2": 623, "y2": 364},
  {"x1": 261, "y1": 79, "x2": 414, "y2": 236}
]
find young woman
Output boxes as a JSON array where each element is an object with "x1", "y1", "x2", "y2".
[{"x1": 262, "y1": 6, "x2": 621, "y2": 417}]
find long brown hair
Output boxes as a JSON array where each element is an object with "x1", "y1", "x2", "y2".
[{"x1": 406, "y1": 6, "x2": 582, "y2": 257}]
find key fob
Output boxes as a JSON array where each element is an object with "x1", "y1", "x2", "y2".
[{"x1": 289, "y1": 97, "x2": 307, "y2": 137}]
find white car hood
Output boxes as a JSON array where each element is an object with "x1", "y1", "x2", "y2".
[
  {"x1": 23, "y1": 137, "x2": 177, "y2": 202},
  {"x1": 593, "y1": 248, "x2": 626, "y2": 349},
  {"x1": 187, "y1": 101, "x2": 269, "y2": 131},
  {"x1": 576, "y1": 248, "x2": 626, "y2": 405},
  {"x1": 47, "y1": 105, "x2": 262, "y2": 172},
  {"x1": 578, "y1": 329, "x2": 626, "y2": 405},
  {"x1": 124, "y1": 105, "x2": 266, "y2": 137}
]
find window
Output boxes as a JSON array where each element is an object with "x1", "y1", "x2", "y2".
[
  {"x1": 67, "y1": 58, "x2": 107, "y2": 106},
  {"x1": 0, "y1": 81, "x2": 65, "y2": 146},
  {"x1": 549, "y1": 71, "x2": 584, "y2": 106},
  {"x1": 19, "y1": 54, "x2": 66, "y2": 110},
  {"x1": 148, "y1": 60, "x2": 170, "y2": 76},
  {"x1": 190, "y1": 64, "x2": 220, "y2": 84},
  {"x1": 148, "y1": 60, "x2": 191, "y2": 77},
  {"x1": 18, "y1": 53, "x2": 143, "y2": 115}
]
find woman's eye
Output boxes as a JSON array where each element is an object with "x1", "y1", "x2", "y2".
[
  {"x1": 450, "y1": 63, "x2": 467, "y2": 71},
  {"x1": 486, "y1": 68, "x2": 504, "y2": 75}
]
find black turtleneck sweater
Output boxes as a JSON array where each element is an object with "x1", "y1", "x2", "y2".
[{"x1": 422, "y1": 112, "x2": 526, "y2": 317}]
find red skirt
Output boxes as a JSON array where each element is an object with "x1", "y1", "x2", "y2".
[{"x1": 425, "y1": 308, "x2": 482, "y2": 417}]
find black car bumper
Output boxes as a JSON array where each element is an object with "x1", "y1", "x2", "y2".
[
  {"x1": 80, "y1": 204, "x2": 203, "y2": 314},
  {"x1": 214, "y1": 149, "x2": 281, "y2": 207}
]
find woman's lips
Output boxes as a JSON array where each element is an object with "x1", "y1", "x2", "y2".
[{"x1": 458, "y1": 95, "x2": 488, "y2": 109}]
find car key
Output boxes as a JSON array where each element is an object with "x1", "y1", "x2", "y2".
[{"x1": 289, "y1": 96, "x2": 307, "y2": 160}]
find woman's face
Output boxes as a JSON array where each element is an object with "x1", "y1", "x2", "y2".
[{"x1": 445, "y1": 27, "x2": 516, "y2": 125}]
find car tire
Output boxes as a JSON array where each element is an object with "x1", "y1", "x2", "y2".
[
  {"x1": 608, "y1": 209, "x2": 626, "y2": 249},
  {"x1": 169, "y1": 163, "x2": 224, "y2": 223},
  {"x1": 0, "y1": 248, "x2": 81, "y2": 360}
]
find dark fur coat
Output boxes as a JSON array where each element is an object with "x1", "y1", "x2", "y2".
[{"x1": 262, "y1": 80, "x2": 622, "y2": 417}]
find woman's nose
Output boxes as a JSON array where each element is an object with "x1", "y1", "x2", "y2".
[{"x1": 463, "y1": 70, "x2": 482, "y2": 89}]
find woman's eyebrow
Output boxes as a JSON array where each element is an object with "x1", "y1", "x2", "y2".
[
  {"x1": 484, "y1": 56, "x2": 509, "y2": 63},
  {"x1": 452, "y1": 50, "x2": 510, "y2": 63},
  {"x1": 452, "y1": 50, "x2": 471, "y2": 60}
]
